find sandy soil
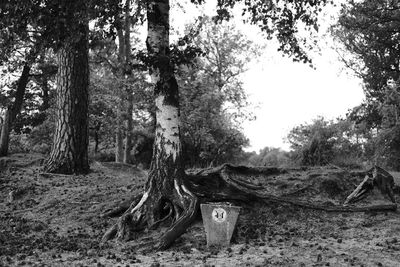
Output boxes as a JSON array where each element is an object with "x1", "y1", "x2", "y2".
[{"x1": 1, "y1": 153, "x2": 400, "y2": 267}]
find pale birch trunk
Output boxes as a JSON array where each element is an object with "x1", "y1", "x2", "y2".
[{"x1": 103, "y1": 0, "x2": 198, "y2": 249}]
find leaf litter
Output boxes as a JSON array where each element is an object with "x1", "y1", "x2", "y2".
[{"x1": 1, "y1": 153, "x2": 400, "y2": 266}]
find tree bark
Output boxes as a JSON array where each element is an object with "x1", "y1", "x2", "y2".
[
  {"x1": 103, "y1": 0, "x2": 199, "y2": 249},
  {"x1": 39, "y1": 77, "x2": 50, "y2": 112},
  {"x1": 0, "y1": 64, "x2": 31, "y2": 156},
  {"x1": 124, "y1": 90, "x2": 133, "y2": 164},
  {"x1": 115, "y1": 116, "x2": 124, "y2": 163},
  {"x1": 44, "y1": 21, "x2": 89, "y2": 174},
  {"x1": 114, "y1": 1, "x2": 133, "y2": 163},
  {"x1": 0, "y1": 110, "x2": 11, "y2": 157},
  {"x1": 93, "y1": 121, "x2": 101, "y2": 155},
  {"x1": 115, "y1": 17, "x2": 125, "y2": 163},
  {"x1": 123, "y1": 0, "x2": 133, "y2": 164}
]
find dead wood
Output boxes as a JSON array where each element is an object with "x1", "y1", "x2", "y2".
[
  {"x1": 102, "y1": 164, "x2": 397, "y2": 250},
  {"x1": 185, "y1": 164, "x2": 397, "y2": 212}
]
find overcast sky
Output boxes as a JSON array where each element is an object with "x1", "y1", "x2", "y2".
[
  {"x1": 242, "y1": 47, "x2": 364, "y2": 152},
  {"x1": 172, "y1": 1, "x2": 365, "y2": 152}
]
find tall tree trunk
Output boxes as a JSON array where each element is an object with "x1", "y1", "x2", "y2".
[
  {"x1": 114, "y1": 9, "x2": 128, "y2": 163},
  {"x1": 93, "y1": 121, "x2": 101, "y2": 155},
  {"x1": 0, "y1": 110, "x2": 11, "y2": 157},
  {"x1": 123, "y1": 0, "x2": 133, "y2": 164},
  {"x1": 124, "y1": 90, "x2": 133, "y2": 163},
  {"x1": 0, "y1": 64, "x2": 31, "y2": 157},
  {"x1": 103, "y1": 0, "x2": 198, "y2": 249},
  {"x1": 39, "y1": 77, "x2": 50, "y2": 112},
  {"x1": 115, "y1": 121, "x2": 124, "y2": 162},
  {"x1": 44, "y1": 22, "x2": 89, "y2": 174}
]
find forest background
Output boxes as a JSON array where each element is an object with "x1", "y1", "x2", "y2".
[{"x1": 1, "y1": 0, "x2": 399, "y2": 171}]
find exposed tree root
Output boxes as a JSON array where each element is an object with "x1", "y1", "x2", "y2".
[
  {"x1": 156, "y1": 185, "x2": 199, "y2": 250},
  {"x1": 101, "y1": 194, "x2": 143, "y2": 218},
  {"x1": 102, "y1": 164, "x2": 398, "y2": 249}
]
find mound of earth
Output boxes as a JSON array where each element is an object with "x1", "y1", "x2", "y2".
[{"x1": 1, "y1": 153, "x2": 400, "y2": 266}]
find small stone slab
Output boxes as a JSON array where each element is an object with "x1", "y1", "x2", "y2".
[{"x1": 200, "y1": 203, "x2": 241, "y2": 247}]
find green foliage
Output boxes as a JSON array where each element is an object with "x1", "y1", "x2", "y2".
[
  {"x1": 8, "y1": 133, "x2": 30, "y2": 153},
  {"x1": 0, "y1": 0, "x2": 123, "y2": 52},
  {"x1": 0, "y1": 0, "x2": 330, "y2": 168},
  {"x1": 288, "y1": 117, "x2": 334, "y2": 165},
  {"x1": 333, "y1": 1, "x2": 400, "y2": 170},
  {"x1": 333, "y1": 0, "x2": 400, "y2": 101},
  {"x1": 15, "y1": 53, "x2": 57, "y2": 133},
  {"x1": 177, "y1": 17, "x2": 257, "y2": 167},
  {"x1": 333, "y1": 0, "x2": 400, "y2": 129},
  {"x1": 179, "y1": 64, "x2": 250, "y2": 166},
  {"x1": 214, "y1": 0, "x2": 332, "y2": 64},
  {"x1": 372, "y1": 82, "x2": 400, "y2": 170},
  {"x1": 7, "y1": 116, "x2": 54, "y2": 154},
  {"x1": 130, "y1": 128, "x2": 154, "y2": 168},
  {"x1": 89, "y1": 56, "x2": 152, "y2": 155},
  {"x1": 26, "y1": 118, "x2": 54, "y2": 154},
  {"x1": 287, "y1": 117, "x2": 364, "y2": 167},
  {"x1": 374, "y1": 125, "x2": 400, "y2": 170},
  {"x1": 246, "y1": 147, "x2": 291, "y2": 167}
]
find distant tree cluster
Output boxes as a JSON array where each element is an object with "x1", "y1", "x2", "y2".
[
  {"x1": 331, "y1": 0, "x2": 400, "y2": 170},
  {"x1": 246, "y1": 147, "x2": 291, "y2": 167},
  {"x1": 285, "y1": 117, "x2": 365, "y2": 168}
]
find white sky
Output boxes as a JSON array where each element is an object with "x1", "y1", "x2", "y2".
[
  {"x1": 242, "y1": 48, "x2": 364, "y2": 152},
  {"x1": 170, "y1": 0, "x2": 365, "y2": 153}
]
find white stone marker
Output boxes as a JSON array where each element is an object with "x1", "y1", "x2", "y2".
[{"x1": 200, "y1": 203, "x2": 241, "y2": 247}]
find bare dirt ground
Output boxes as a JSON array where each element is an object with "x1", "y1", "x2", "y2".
[{"x1": 1, "y1": 153, "x2": 400, "y2": 267}]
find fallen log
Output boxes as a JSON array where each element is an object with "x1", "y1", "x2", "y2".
[{"x1": 102, "y1": 164, "x2": 397, "y2": 250}]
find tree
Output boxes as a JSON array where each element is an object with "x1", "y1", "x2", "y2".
[
  {"x1": 0, "y1": 64, "x2": 32, "y2": 156},
  {"x1": 88, "y1": 58, "x2": 150, "y2": 160},
  {"x1": 115, "y1": 0, "x2": 134, "y2": 163},
  {"x1": 332, "y1": 0, "x2": 400, "y2": 169},
  {"x1": 103, "y1": 0, "x2": 199, "y2": 248},
  {"x1": 16, "y1": 51, "x2": 58, "y2": 133},
  {"x1": 89, "y1": 0, "x2": 149, "y2": 163},
  {"x1": 178, "y1": 17, "x2": 257, "y2": 167},
  {"x1": 103, "y1": 0, "x2": 331, "y2": 249},
  {"x1": 333, "y1": 0, "x2": 400, "y2": 102},
  {"x1": 246, "y1": 147, "x2": 291, "y2": 167},
  {"x1": 193, "y1": 16, "x2": 259, "y2": 124},
  {"x1": 332, "y1": 0, "x2": 400, "y2": 126},
  {"x1": 288, "y1": 117, "x2": 336, "y2": 165},
  {"x1": 287, "y1": 117, "x2": 364, "y2": 167},
  {"x1": 0, "y1": 1, "x2": 98, "y2": 173},
  {"x1": 0, "y1": 1, "x2": 44, "y2": 156},
  {"x1": 43, "y1": 2, "x2": 90, "y2": 174},
  {"x1": 373, "y1": 81, "x2": 400, "y2": 170}
]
